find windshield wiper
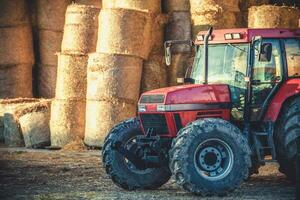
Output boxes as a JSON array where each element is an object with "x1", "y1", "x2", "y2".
[{"x1": 227, "y1": 43, "x2": 247, "y2": 53}]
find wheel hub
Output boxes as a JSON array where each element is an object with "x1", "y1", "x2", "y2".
[
  {"x1": 194, "y1": 139, "x2": 234, "y2": 181},
  {"x1": 199, "y1": 147, "x2": 222, "y2": 171}
]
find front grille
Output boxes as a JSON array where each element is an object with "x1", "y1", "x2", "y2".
[
  {"x1": 174, "y1": 113, "x2": 182, "y2": 131},
  {"x1": 140, "y1": 114, "x2": 169, "y2": 135},
  {"x1": 140, "y1": 95, "x2": 165, "y2": 103}
]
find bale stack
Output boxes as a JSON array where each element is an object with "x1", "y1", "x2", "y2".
[
  {"x1": 164, "y1": 0, "x2": 192, "y2": 86},
  {"x1": 36, "y1": 0, "x2": 72, "y2": 98},
  {"x1": 50, "y1": 5, "x2": 100, "y2": 148},
  {"x1": 190, "y1": 0, "x2": 240, "y2": 37},
  {"x1": 84, "y1": 8, "x2": 152, "y2": 147},
  {"x1": 0, "y1": 0, "x2": 34, "y2": 98},
  {"x1": 239, "y1": 0, "x2": 269, "y2": 27},
  {"x1": 248, "y1": 5, "x2": 300, "y2": 28},
  {"x1": 0, "y1": 99, "x2": 51, "y2": 147}
]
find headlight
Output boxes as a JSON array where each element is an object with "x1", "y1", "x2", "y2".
[
  {"x1": 157, "y1": 105, "x2": 166, "y2": 111},
  {"x1": 138, "y1": 104, "x2": 146, "y2": 112}
]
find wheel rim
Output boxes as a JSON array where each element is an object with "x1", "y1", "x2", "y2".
[
  {"x1": 194, "y1": 138, "x2": 234, "y2": 181},
  {"x1": 123, "y1": 135, "x2": 154, "y2": 174}
]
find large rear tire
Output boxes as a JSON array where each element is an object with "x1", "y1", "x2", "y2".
[
  {"x1": 102, "y1": 118, "x2": 171, "y2": 190},
  {"x1": 275, "y1": 97, "x2": 300, "y2": 182},
  {"x1": 169, "y1": 118, "x2": 251, "y2": 196}
]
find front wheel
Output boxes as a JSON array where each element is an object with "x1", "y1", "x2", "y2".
[
  {"x1": 102, "y1": 118, "x2": 171, "y2": 190},
  {"x1": 169, "y1": 118, "x2": 251, "y2": 196}
]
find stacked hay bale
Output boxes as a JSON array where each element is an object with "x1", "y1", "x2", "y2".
[
  {"x1": 36, "y1": 0, "x2": 72, "y2": 98},
  {"x1": 84, "y1": 7, "x2": 152, "y2": 147},
  {"x1": 165, "y1": 0, "x2": 192, "y2": 86},
  {"x1": 139, "y1": 1, "x2": 168, "y2": 92},
  {"x1": 190, "y1": 0, "x2": 240, "y2": 37},
  {"x1": 50, "y1": 4, "x2": 100, "y2": 147},
  {"x1": 248, "y1": 5, "x2": 300, "y2": 28},
  {"x1": 239, "y1": 0, "x2": 269, "y2": 27},
  {"x1": 0, "y1": 99, "x2": 51, "y2": 147},
  {"x1": 0, "y1": 0, "x2": 34, "y2": 98}
]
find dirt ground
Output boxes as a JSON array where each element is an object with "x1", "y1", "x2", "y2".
[{"x1": 0, "y1": 147, "x2": 295, "y2": 200}]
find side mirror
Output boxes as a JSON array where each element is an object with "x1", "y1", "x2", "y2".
[
  {"x1": 165, "y1": 46, "x2": 171, "y2": 66},
  {"x1": 259, "y1": 43, "x2": 272, "y2": 62}
]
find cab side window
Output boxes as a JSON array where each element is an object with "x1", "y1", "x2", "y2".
[{"x1": 284, "y1": 39, "x2": 300, "y2": 77}]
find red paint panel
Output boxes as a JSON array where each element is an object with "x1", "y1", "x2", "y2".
[{"x1": 264, "y1": 79, "x2": 300, "y2": 122}]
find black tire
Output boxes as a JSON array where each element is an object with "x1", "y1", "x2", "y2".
[
  {"x1": 169, "y1": 118, "x2": 251, "y2": 196},
  {"x1": 102, "y1": 118, "x2": 171, "y2": 190},
  {"x1": 275, "y1": 97, "x2": 300, "y2": 182}
]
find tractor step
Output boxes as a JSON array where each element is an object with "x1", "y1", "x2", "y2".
[{"x1": 252, "y1": 122, "x2": 277, "y2": 163}]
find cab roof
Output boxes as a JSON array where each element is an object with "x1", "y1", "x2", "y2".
[{"x1": 195, "y1": 28, "x2": 300, "y2": 45}]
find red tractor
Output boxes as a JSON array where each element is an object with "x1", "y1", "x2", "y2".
[{"x1": 102, "y1": 27, "x2": 300, "y2": 196}]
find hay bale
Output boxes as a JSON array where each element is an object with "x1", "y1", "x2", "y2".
[
  {"x1": 0, "y1": 98, "x2": 39, "y2": 143},
  {"x1": 50, "y1": 99, "x2": 86, "y2": 147},
  {"x1": 190, "y1": 0, "x2": 239, "y2": 14},
  {"x1": 84, "y1": 99, "x2": 136, "y2": 147},
  {"x1": 96, "y1": 8, "x2": 152, "y2": 59},
  {"x1": 248, "y1": 5, "x2": 300, "y2": 28},
  {"x1": 74, "y1": 0, "x2": 102, "y2": 8},
  {"x1": 102, "y1": 0, "x2": 161, "y2": 14},
  {"x1": 167, "y1": 53, "x2": 191, "y2": 86},
  {"x1": 1, "y1": 99, "x2": 48, "y2": 147},
  {"x1": 0, "y1": 25, "x2": 34, "y2": 65},
  {"x1": 239, "y1": 0, "x2": 269, "y2": 26},
  {"x1": 39, "y1": 30, "x2": 63, "y2": 66},
  {"x1": 0, "y1": 64, "x2": 33, "y2": 98},
  {"x1": 141, "y1": 55, "x2": 167, "y2": 92},
  {"x1": 36, "y1": 0, "x2": 72, "y2": 31},
  {"x1": 162, "y1": 0, "x2": 190, "y2": 12},
  {"x1": 165, "y1": 11, "x2": 191, "y2": 53},
  {"x1": 55, "y1": 54, "x2": 88, "y2": 100},
  {"x1": 18, "y1": 102, "x2": 51, "y2": 148},
  {"x1": 0, "y1": 0, "x2": 30, "y2": 27},
  {"x1": 37, "y1": 65, "x2": 57, "y2": 98},
  {"x1": 61, "y1": 5, "x2": 100, "y2": 54},
  {"x1": 87, "y1": 53, "x2": 143, "y2": 101},
  {"x1": 191, "y1": 10, "x2": 237, "y2": 36}
]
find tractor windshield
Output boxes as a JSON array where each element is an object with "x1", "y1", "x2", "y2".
[
  {"x1": 190, "y1": 43, "x2": 249, "y2": 86},
  {"x1": 190, "y1": 43, "x2": 249, "y2": 120}
]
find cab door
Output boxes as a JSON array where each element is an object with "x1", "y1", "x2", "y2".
[{"x1": 250, "y1": 39, "x2": 284, "y2": 121}]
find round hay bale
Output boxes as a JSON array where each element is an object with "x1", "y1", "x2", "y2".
[
  {"x1": 36, "y1": 0, "x2": 72, "y2": 31},
  {"x1": 162, "y1": 0, "x2": 190, "y2": 13},
  {"x1": 248, "y1": 5, "x2": 300, "y2": 28},
  {"x1": 18, "y1": 101, "x2": 51, "y2": 148},
  {"x1": 191, "y1": 10, "x2": 237, "y2": 37},
  {"x1": 61, "y1": 5, "x2": 100, "y2": 54},
  {"x1": 37, "y1": 65, "x2": 57, "y2": 98},
  {"x1": 102, "y1": 0, "x2": 161, "y2": 14},
  {"x1": 167, "y1": 53, "x2": 191, "y2": 86},
  {"x1": 0, "y1": 64, "x2": 33, "y2": 98},
  {"x1": 74, "y1": 0, "x2": 102, "y2": 8},
  {"x1": 190, "y1": 0, "x2": 239, "y2": 14},
  {"x1": 87, "y1": 53, "x2": 143, "y2": 101},
  {"x1": 150, "y1": 14, "x2": 168, "y2": 54},
  {"x1": 96, "y1": 8, "x2": 152, "y2": 59},
  {"x1": 55, "y1": 53, "x2": 88, "y2": 100},
  {"x1": 0, "y1": 0, "x2": 30, "y2": 27},
  {"x1": 39, "y1": 30, "x2": 63, "y2": 66},
  {"x1": 0, "y1": 25, "x2": 34, "y2": 65},
  {"x1": 165, "y1": 11, "x2": 191, "y2": 53},
  {"x1": 141, "y1": 55, "x2": 167, "y2": 92},
  {"x1": 84, "y1": 99, "x2": 136, "y2": 147},
  {"x1": 50, "y1": 99, "x2": 86, "y2": 147}
]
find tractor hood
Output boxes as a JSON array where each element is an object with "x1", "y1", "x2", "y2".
[{"x1": 139, "y1": 84, "x2": 230, "y2": 106}]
